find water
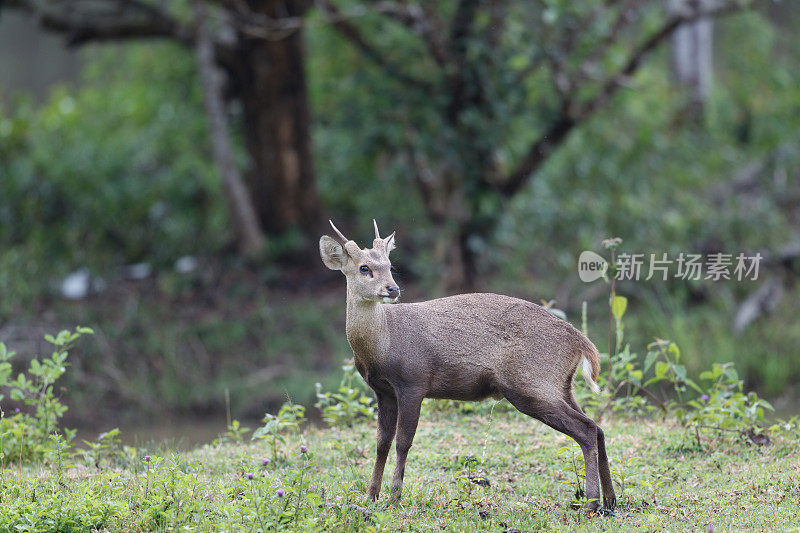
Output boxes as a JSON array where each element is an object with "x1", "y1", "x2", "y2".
[{"x1": 75, "y1": 418, "x2": 262, "y2": 450}]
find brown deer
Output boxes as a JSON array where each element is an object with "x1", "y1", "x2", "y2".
[{"x1": 319, "y1": 220, "x2": 616, "y2": 512}]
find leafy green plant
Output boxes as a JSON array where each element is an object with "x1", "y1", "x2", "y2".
[
  {"x1": 216, "y1": 419, "x2": 251, "y2": 445},
  {"x1": 556, "y1": 441, "x2": 591, "y2": 510},
  {"x1": 675, "y1": 360, "x2": 775, "y2": 448},
  {"x1": 0, "y1": 327, "x2": 91, "y2": 463},
  {"x1": 79, "y1": 428, "x2": 125, "y2": 469},
  {"x1": 609, "y1": 455, "x2": 641, "y2": 502},
  {"x1": 453, "y1": 456, "x2": 490, "y2": 505},
  {"x1": 252, "y1": 402, "x2": 306, "y2": 462},
  {"x1": 314, "y1": 362, "x2": 375, "y2": 427},
  {"x1": 579, "y1": 240, "x2": 777, "y2": 448},
  {"x1": 596, "y1": 309, "x2": 775, "y2": 446}
]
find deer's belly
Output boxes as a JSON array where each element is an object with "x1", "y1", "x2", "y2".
[{"x1": 425, "y1": 366, "x2": 500, "y2": 401}]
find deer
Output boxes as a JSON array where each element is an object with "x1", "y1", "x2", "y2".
[{"x1": 319, "y1": 220, "x2": 616, "y2": 513}]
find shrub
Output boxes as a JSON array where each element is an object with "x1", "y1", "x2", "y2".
[{"x1": 0, "y1": 327, "x2": 92, "y2": 464}]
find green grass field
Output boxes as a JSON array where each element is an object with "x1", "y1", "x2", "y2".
[{"x1": 2, "y1": 405, "x2": 798, "y2": 532}]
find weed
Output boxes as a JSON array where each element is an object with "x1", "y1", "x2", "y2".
[
  {"x1": 252, "y1": 401, "x2": 307, "y2": 462},
  {"x1": 315, "y1": 361, "x2": 375, "y2": 427},
  {"x1": 216, "y1": 419, "x2": 251, "y2": 445}
]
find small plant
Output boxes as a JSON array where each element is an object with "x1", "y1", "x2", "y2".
[
  {"x1": 557, "y1": 440, "x2": 589, "y2": 509},
  {"x1": 80, "y1": 428, "x2": 124, "y2": 469},
  {"x1": 252, "y1": 401, "x2": 306, "y2": 462},
  {"x1": 217, "y1": 419, "x2": 251, "y2": 445},
  {"x1": 314, "y1": 361, "x2": 375, "y2": 427},
  {"x1": 238, "y1": 448, "x2": 322, "y2": 530},
  {"x1": 609, "y1": 455, "x2": 641, "y2": 501},
  {"x1": 453, "y1": 456, "x2": 489, "y2": 505},
  {"x1": 0, "y1": 327, "x2": 91, "y2": 463},
  {"x1": 639, "y1": 471, "x2": 672, "y2": 504},
  {"x1": 677, "y1": 360, "x2": 775, "y2": 448}
]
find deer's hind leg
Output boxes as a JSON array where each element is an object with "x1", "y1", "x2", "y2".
[
  {"x1": 567, "y1": 390, "x2": 617, "y2": 509},
  {"x1": 566, "y1": 394, "x2": 616, "y2": 510},
  {"x1": 503, "y1": 390, "x2": 602, "y2": 512}
]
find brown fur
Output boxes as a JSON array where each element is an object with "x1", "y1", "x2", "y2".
[{"x1": 320, "y1": 221, "x2": 615, "y2": 512}]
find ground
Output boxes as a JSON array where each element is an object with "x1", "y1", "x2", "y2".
[{"x1": 1, "y1": 406, "x2": 799, "y2": 531}]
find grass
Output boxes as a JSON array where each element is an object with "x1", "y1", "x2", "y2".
[{"x1": 2, "y1": 405, "x2": 799, "y2": 532}]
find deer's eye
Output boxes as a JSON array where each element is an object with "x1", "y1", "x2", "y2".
[{"x1": 359, "y1": 265, "x2": 371, "y2": 275}]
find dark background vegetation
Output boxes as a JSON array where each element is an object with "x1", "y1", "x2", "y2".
[{"x1": 0, "y1": 0, "x2": 798, "y2": 431}]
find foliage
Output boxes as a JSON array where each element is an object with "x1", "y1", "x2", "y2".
[
  {"x1": 577, "y1": 266, "x2": 778, "y2": 449},
  {"x1": 252, "y1": 402, "x2": 307, "y2": 462},
  {"x1": 216, "y1": 419, "x2": 251, "y2": 445},
  {"x1": 0, "y1": 44, "x2": 222, "y2": 311},
  {"x1": 0, "y1": 327, "x2": 91, "y2": 464},
  {"x1": 452, "y1": 456, "x2": 490, "y2": 505},
  {"x1": 78, "y1": 428, "x2": 127, "y2": 470},
  {"x1": 314, "y1": 362, "x2": 375, "y2": 427},
  {"x1": 0, "y1": 487, "x2": 122, "y2": 533}
]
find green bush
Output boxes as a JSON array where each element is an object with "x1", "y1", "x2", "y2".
[
  {"x1": 0, "y1": 327, "x2": 92, "y2": 464},
  {"x1": 0, "y1": 45, "x2": 224, "y2": 310}
]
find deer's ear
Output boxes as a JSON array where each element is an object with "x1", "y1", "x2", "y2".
[
  {"x1": 385, "y1": 232, "x2": 396, "y2": 255},
  {"x1": 320, "y1": 235, "x2": 348, "y2": 270}
]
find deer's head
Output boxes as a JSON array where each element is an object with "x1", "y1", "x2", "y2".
[{"x1": 320, "y1": 220, "x2": 400, "y2": 303}]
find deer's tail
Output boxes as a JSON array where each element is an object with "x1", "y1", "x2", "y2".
[{"x1": 577, "y1": 335, "x2": 601, "y2": 394}]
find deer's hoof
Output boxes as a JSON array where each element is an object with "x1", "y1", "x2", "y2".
[
  {"x1": 597, "y1": 507, "x2": 615, "y2": 517},
  {"x1": 603, "y1": 494, "x2": 617, "y2": 510}
]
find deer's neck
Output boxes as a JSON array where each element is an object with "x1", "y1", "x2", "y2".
[{"x1": 345, "y1": 289, "x2": 387, "y2": 366}]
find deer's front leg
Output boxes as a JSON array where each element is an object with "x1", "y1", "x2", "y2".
[
  {"x1": 390, "y1": 390, "x2": 424, "y2": 502},
  {"x1": 367, "y1": 392, "x2": 397, "y2": 500}
]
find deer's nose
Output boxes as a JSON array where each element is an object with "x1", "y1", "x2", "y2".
[{"x1": 386, "y1": 285, "x2": 400, "y2": 298}]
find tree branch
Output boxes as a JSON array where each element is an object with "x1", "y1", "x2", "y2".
[
  {"x1": 316, "y1": 0, "x2": 433, "y2": 91},
  {"x1": 6, "y1": 0, "x2": 193, "y2": 46},
  {"x1": 579, "y1": 0, "x2": 751, "y2": 117},
  {"x1": 445, "y1": 0, "x2": 482, "y2": 123},
  {"x1": 375, "y1": 0, "x2": 451, "y2": 65},
  {"x1": 572, "y1": 0, "x2": 645, "y2": 83},
  {"x1": 499, "y1": 110, "x2": 575, "y2": 197},
  {"x1": 501, "y1": 0, "x2": 754, "y2": 198}
]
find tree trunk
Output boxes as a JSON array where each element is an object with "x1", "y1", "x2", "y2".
[
  {"x1": 670, "y1": 0, "x2": 713, "y2": 119},
  {"x1": 195, "y1": 2, "x2": 266, "y2": 257},
  {"x1": 235, "y1": 0, "x2": 320, "y2": 243},
  {"x1": 434, "y1": 224, "x2": 477, "y2": 294}
]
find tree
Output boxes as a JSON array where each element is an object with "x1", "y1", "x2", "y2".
[
  {"x1": 4, "y1": 0, "x2": 321, "y2": 256},
  {"x1": 321, "y1": 0, "x2": 755, "y2": 290},
  {"x1": 670, "y1": 0, "x2": 715, "y2": 120}
]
